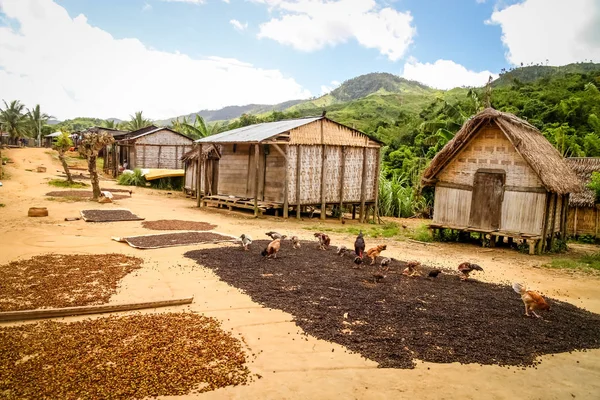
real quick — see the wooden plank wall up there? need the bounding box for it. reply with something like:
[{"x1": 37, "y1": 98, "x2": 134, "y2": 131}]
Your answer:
[
  {"x1": 133, "y1": 129, "x2": 193, "y2": 169},
  {"x1": 501, "y1": 191, "x2": 547, "y2": 234},
  {"x1": 567, "y1": 206, "x2": 599, "y2": 237},
  {"x1": 263, "y1": 147, "x2": 286, "y2": 202},
  {"x1": 218, "y1": 144, "x2": 251, "y2": 198},
  {"x1": 184, "y1": 161, "x2": 196, "y2": 190},
  {"x1": 432, "y1": 186, "x2": 472, "y2": 226}
]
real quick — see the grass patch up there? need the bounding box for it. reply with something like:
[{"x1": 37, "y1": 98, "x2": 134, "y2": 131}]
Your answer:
[
  {"x1": 47, "y1": 179, "x2": 88, "y2": 188},
  {"x1": 45, "y1": 196, "x2": 88, "y2": 203},
  {"x1": 0, "y1": 203, "x2": 5, "y2": 207},
  {"x1": 303, "y1": 222, "x2": 432, "y2": 242},
  {"x1": 545, "y1": 252, "x2": 600, "y2": 272}
]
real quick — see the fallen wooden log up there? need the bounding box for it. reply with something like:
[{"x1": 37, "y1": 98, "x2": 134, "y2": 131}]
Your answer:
[
  {"x1": 0, "y1": 297, "x2": 194, "y2": 322},
  {"x1": 406, "y1": 239, "x2": 436, "y2": 246}
]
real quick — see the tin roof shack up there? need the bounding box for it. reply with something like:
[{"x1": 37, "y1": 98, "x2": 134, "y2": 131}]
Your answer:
[
  {"x1": 421, "y1": 108, "x2": 580, "y2": 254},
  {"x1": 107, "y1": 126, "x2": 193, "y2": 177},
  {"x1": 565, "y1": 158, "x2": 600, "y2": 239},
  {"x1": 189, "y1": 116, "x2": 382, "y2": 220}
]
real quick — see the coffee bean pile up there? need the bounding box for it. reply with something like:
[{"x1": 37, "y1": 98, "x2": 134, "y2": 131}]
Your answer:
[
  {"x1": 81, "y1": 209, "x2": 143, "y2": 222},
  {"x1": 0, "y1": 254, "x2": 143, "y2": 311},
  {"x1": 186, "y1": 240, "x2": 600, "y2": 369},
  {"x1": 125, "y1": 232, "x2": 234, "y2": 249},
  {"x1": 0, "y1": 313, "x2": 253, "y2": 398},
  {"x1": 141, "y1": 220, "x2": 217, "y2": 231}
]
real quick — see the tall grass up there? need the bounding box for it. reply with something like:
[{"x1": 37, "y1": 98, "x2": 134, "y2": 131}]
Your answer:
[
  {"x1": 378, "y1": 173, "x2": 429, "y2": 218},
  {"x1": 117, "y1": 169, "x2": 146, "y2": 187}
]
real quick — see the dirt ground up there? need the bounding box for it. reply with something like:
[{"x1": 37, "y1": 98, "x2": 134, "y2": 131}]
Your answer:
[{"x1": 1, "y1": 147, "x2": 600, "y2": 400}]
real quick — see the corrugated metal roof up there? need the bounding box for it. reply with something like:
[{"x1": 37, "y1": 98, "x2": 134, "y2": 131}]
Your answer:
[{"x1": 195, "y1": 116, "x2": 322, "y2": 144}]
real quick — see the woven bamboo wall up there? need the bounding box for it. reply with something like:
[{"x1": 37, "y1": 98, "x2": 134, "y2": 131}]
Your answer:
[
  {"x1": 324, "y1": 146, "x2": 342, "y2": 202},
  {"x1": 501, "y1": 191, "x2": 546, "y2": 234},
  {"x1": 432, "y1": 186, "x2": 472, "y2": 226},
  {"x1": 218, "y1": 144, "x2": 251, "y2": 198},
  {"x1": 289, "y1": 120, "x2": 377, "y2": 147},
  {"x1": 297, "y1": 146, "x2": 323, "y2": 204},
  {"x1": 342, "y1": 147, "x2": 364, "y2": 203},
  {"x1": 437, "y1": 124, "x2": 544, "y2": 188},
  {"x1": 364, "y1": 148, "x2": 378, "y2": 200},
  {"x1": 134, "y1": 129, "x2": 193, "y2": 169},
  {"x1": 567, "y1": 206, "x2": 599, "y2": 237},
  {"x1": 287, "y1": 146, "x2": 297, "y2": 204}
]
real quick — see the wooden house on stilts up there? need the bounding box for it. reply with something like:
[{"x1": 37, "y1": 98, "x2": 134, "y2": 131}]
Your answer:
[
  {"x1": 421, "y1": 108, "x2": 580, "y2": 254},
  {"x1": 183, "y1": 116, "x2": 382, "y2": 220},
  {"x1": 565, "y1": 157, "x2": 600, "y2": 239}
]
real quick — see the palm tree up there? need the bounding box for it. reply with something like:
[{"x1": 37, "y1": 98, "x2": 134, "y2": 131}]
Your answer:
[
  {"x1": 0, "y1": 100, "x2": 29, "y2": 144},
  {"x1": 420, "y1": 100, "x2": 469, "y2": 146},
  {"x1": 27, "y1": 104, "x2": 53, "y2": 147},
  {"x1": 125, "y1": 111, "x2": 152, "y2": 131},
  {"x1": 101, "y1": 119, "x2": 118, "y2": 129},
  {"x1": 170, "y1": 114, "x2": 218, "y2": 139}
]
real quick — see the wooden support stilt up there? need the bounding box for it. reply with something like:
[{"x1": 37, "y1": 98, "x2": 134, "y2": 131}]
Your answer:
[
  {"x1": 196, "y1": 144, "x2": 203, "y2": 208},
  {"x1": 338, "y1": 147, "x2": 346, "y2": 221},
  {"x1": 254, "y1": 144, "x2": 260, "y2": 217},
  {"x1": 283, "y1": 144, "x2": 289, "y2": 219},
  {"x1": 548, "y1": 193, "x2": 559, "y2": 251},
  {"x1": 320, "y1": 143, "x2": 327, "y2": 220},
  {"x1": 296, "y1": 145, "x2": 302, "y2": 220},
  {"x1": 373, "y1": 148, "x2": 381, "y2": 223},
  {"x1": 539, "y1": 192, "x2": 552, "y2": 253},
  {"x1": 359, "y1": 147, "x2": 368, "y2": 223}
]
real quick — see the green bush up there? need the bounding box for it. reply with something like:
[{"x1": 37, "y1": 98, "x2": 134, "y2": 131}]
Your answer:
[
  {"x1": 117, "y1": 169, "x2": 147, "y2": 187},
  {"x1": 149, "y1": 176, "x2": 183, "y2": 191},
  {"x1": 588, "y1": 172, "x2": 600, "y2": 203}
]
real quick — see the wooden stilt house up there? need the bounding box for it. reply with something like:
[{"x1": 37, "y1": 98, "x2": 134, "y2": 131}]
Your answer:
[
  {"x1": 421, "y1": 108, "x2": 581, "y2": 254},
  {"x1": 565, "y1": 157, "x2": 600, "y2": 238},
  {"x1": 187, "y1": 116, "x2": 382, "y2": 220}
]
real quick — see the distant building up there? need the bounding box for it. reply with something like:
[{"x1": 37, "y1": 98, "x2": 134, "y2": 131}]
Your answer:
[{"x1": 565, "y1": 157, "x2": 600, "y2": 239}]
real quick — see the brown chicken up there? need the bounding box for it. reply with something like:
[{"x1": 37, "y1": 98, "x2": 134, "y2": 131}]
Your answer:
[
  {"x1": 366, "y1": 244, "x2": 387, "y2": 265},
  {"x1": 314, "y1": 233, "x2": 330, "y2": 250},
  {"x1": 261, "y1": 238, "x2": 281, "y2": 259},
  {"x1": 513, "y1": 282, "x2": 550, "y2": 318},
  {"x1": 291, "y1": 236, "x2": 301, "y2": 249},
  {"x1": 457, "y1": 262, "x2": 484, "y2": 281},
  {"x1": 402, "y1": 261, "x2": 421, "y2": 277}
]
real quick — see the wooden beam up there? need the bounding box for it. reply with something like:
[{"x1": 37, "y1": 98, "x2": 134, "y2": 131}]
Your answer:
[
  {"x1": 560, "y1": 193, "x2": 569, "y2": 239},
  {"x1": 338, "y1": 147, "x2": 346, "y2": 221},
  {"x1": 373, "y1": 148, "x2": 381, "y2": 223},
  {"x1": 574, "y1": 206, "x2": 578, "y2": 236},
  {"x1": 539, "y1": 192, "x2": 552, "y2": 253},
  {"x1": 320, "y1": 144, "x2": 327, "y2": 220},
  {"x1": 270, "y1": 143, "x2": 287, "y2": 160},
  {"x1": 359, "y1": 147, "x2": 368, "y2": 223},
  {"x1": 504, "y1": 185, "x2": 547, "y2": 194},
  {"x1": 254, "y1": 144, "x2": 260, "y2": 217},
  {"x1": 296, "y1": 145, "x2": 302, "y2": 219},
  {"x1": 196, "y1": 144, "x2": 203, "y2": 207},
  {"x1": 283, "y1": 144, "x2": 289, "y2": 218},
  {"x1": 548, "y1": 193, "x2": 559, "y2": 251},
  {"x1": 0, "y1": 297, "x2": 194, "y2": 322}
]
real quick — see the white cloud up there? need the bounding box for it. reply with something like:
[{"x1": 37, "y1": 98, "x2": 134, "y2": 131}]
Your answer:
[
  {"x1": 402, "y1": 59, "x2": 498, "y2": 89},
  {"x1": 0, "y1": 0, "x2": 311, "y2": 120},
  {"x1": 229, "y1": 19, "x2": 248, "y2": 31},
  {"x1": 161, "y1": 0, "x2": 205, "y2": 4},
  {"x1": 142, "y1": 2, "x2": 152, "y2": 11},
  {"x1": 222, "y1": 0, "x2": 230, "y2": 3},
  {"x1": 319, "y1": 80, "x2": 341, "y2": 95},
  {"x1": 255, "y1": 0, "x2": 415, "y2": 61},
  {"x1": 488, "y1": 0, "x2": 600, "y2": 65},
  {"x1": 476, "y1": 0, "x2": 486, "y2": 3}
]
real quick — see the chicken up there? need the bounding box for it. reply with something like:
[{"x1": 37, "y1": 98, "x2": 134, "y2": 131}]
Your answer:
[
  {"x1": 372, "y1": 266, "x2": 389, "y2": 283},
  {"x1": 354, "y1": 231, "x2": 365, "y2": 260},
  {"x1": 457, "y1": 262, "x2": 484, "y2": 281},
  {"x1": 402, "y1": 261, "x2": 421, "y2": 277},
  {"x1": 261, "y1": 238, "x2": 281, "y2": 259},
  {"x1": 266, "y1": 231, "x2": 286, "y2": 240},
  {"x1": 239, "y1": 234, "x2": 252, "y2": 251},
  {"x1": 128, "y1": 190, "x2": 133, "y2": 197},
  {"x1": 336, "y1": 245, "x2": 349, "y2": 256},
  {"x1": 353, "y1": 256, "x2": 363, "y2": 266},
  {"x1": 314, "y1": 233, "x2": 330, "y2": 250},
  {"x1": 427, "y1": 269, "x2": 442, "y2": 278},
  {"x1": 366, "y1": 244, "x2": 387, "y2": 265},
  {"x1": 512, "y1": 282, "x2": 550, "y2": 318},
  {"x1": 291, "y1": 236, "x2": 301, "y2": 249},
  {"x1": 380, "y1": 257, "x2": 391, "y2": 268}
]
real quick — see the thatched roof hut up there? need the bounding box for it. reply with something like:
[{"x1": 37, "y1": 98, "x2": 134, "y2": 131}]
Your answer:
[
  {"x1": 421, "y1": 108, "x2": 580, "y2": 254},
  {"x1": 565, "y1": 157, "x2": 600, "y2": 237}
]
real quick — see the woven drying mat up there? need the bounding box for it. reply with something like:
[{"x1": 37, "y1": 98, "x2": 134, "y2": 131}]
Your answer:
[
  {"x1": 81, "y1": 209, "x2": 144, "y2": 222},
  {"x1": 113, "y1": 231, "x2": 236, "y2": 249},
  {"x1": 47, "y1": 191, "x2": 129, "y2": 200}
]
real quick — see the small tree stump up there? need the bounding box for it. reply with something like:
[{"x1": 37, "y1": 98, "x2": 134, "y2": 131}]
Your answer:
[
  {"x1": 28, "y1": 207, "x2": 48, "y2": 217},
  {"x1": 36, "y1": 166, "x2": 46, "y2": 173}
]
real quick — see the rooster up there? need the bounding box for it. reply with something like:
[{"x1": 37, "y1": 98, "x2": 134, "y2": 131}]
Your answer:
[
  {"x1": 239, "y1": 234, "x2": 252, "y2": 251},
  {"x1": 354, "y1": 231, "x2": 365, "y2": 260},
  {"x1": 314, "y1": 233, "x2": 330, "y2": 250},
  {"x1": 366, "y1": 244, "x2": 387, "y2": 265},
  {"x1": 458, "y1": 262, "x2": 484, "y2": 281},
  {"x1": 261, "y1": 238, "x2": 281, "y2": 259},
  {"x1": 512, "y1": 282, "x2": 550, "y2": 318},
  {"x1": 291, "y1": 236, "x2": 301, "y2": 249},
  {"x1": 402, "y1": 261, "x2": 421, "y2": 277},
  {"x1": 266, "y1": 231, "x2": 286, "y2": 240}
]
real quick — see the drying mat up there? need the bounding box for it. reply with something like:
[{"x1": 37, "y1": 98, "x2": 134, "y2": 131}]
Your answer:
[
  {"x1": 48, "y1": 191, "x2": 130, "y2": 200},
  {"x1": 81, "y1": 209, "x2": 144, "y2": 222},
  {"x1": 112, "y1": 231, "x2": 237, "y2": 249}
]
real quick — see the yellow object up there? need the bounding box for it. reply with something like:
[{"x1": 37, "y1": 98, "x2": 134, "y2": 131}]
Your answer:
[{"x1": 144, "y1": 169, "x2": 184, "y2": 181}]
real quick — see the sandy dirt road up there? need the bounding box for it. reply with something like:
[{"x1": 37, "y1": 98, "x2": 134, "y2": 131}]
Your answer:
[{"x1": 1, "y1": 147, "x2": 599, "y2": 399}]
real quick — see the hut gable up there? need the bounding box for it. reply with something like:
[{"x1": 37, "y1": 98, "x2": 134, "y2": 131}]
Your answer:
[
  {"x1": 422, "y1": 108, "x2": 580, "y2": 194},
  {"x1": 133, "y1": 128, "x2": 192, "y2": 146},
  {"x1": 566, "y1": 157, "x2": 600, "y2": 207}
]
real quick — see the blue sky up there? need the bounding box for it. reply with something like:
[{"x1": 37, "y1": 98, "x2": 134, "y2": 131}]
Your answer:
[{"x1": 1, "y1": 0, "x2": 598, "y2": 119}]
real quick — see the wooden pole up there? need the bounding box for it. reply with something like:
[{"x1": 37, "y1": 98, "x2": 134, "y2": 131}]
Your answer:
[
  {"x1": 320, "y1": 144, "x2": 327, "y2": 220},
  {"x1": 560, "y1": 193, "x2": 569, "y2": 239},
  {"x1": 254, "y1": 144, "x2": 260, "y2": 217},
  {"x1": 0, "y1": 297, "x2": 194, "y2": 322},
  {"x1": 373, "y1": 147, "x2": 381, "y2": 223},
  {"x1": 596, "y1": 205, "x2": 599, "y2": 239},
  {"x1": 573, "y1": 207, "x2": 578, "y2": 236},
  {"x1": 548, "y1": 193, "x2": 559, "y2": 251},
  {"x1": 196, "y1": 144, "x2": 203, "y2": 207},
  {"x1": 296, "y1": 145, "x2": 302, "y2": 219},
  {"x1": 283, "y1": 144, "x2": 289, "y2": 218},
  {"x1": 359, "y1": 147, "x2": 368, "y2": 223},
  {"x1": 338, "y1": 147, "x2": 346, "y2": 221},
  {"x1": 539, "y1": 192, "x2": 552, "y2": 253}
]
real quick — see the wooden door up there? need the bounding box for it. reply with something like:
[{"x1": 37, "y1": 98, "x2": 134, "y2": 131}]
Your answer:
[{"x1": 469, "y1": 171, "x2": 505, "y2": 230}]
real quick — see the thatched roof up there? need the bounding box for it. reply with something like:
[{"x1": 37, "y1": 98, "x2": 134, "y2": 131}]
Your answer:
[
  {"x1": 181, "y1": 144, "x2": 221, "y2": 162},
  {"x1": 565, "y1": 158, "x2": 600, "y2": 207},
  {"x1": 421, "y1": 108, "x2": 581, "y2": 194}
]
